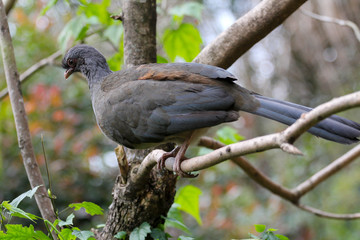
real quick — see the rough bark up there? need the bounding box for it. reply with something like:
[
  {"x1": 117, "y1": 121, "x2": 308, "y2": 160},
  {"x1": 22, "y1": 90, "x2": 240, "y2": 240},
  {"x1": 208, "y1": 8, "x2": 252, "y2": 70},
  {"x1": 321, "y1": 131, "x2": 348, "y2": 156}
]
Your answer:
[
  {"x1": 0, "y1": 0, "x2": 57, "y2": 237},
  {"x1": 99, "y1": 1, "x2": 177, "y2": 239}
]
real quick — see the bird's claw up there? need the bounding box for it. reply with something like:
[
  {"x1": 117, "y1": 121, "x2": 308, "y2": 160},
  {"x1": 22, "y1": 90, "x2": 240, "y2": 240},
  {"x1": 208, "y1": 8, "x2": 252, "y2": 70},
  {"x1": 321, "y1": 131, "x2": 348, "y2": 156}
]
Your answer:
[
  {"x1": 157, "y1": 146, "x2": 198, "y2": 178},
  {"x1": 174, "y1": 163, "x2": 198, "y2": 178},
  {"x1": 157, "y1": 146, "x2": 180, "y2": 170}
]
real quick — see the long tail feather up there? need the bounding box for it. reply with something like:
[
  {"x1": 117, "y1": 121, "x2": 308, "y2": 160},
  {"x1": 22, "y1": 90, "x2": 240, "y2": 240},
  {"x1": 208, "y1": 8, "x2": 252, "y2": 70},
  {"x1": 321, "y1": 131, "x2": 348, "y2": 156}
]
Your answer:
[{"x1": 248, "y1": 94, "x2": 360, "y2": 144}]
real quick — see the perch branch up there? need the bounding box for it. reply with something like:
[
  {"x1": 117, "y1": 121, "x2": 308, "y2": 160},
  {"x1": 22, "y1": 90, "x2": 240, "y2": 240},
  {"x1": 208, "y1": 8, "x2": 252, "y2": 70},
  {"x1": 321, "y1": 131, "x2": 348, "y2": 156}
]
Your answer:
[{"x1": 133, "y1": 90, "x2": 360, "y2": 219}]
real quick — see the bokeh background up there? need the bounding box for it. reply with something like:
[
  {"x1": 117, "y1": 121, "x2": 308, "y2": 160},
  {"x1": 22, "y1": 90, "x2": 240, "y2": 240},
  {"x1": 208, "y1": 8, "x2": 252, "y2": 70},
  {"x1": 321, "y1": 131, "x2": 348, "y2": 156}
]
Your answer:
[{"x1": 1, "y1": 0, "x2": 360, "y2": 239}]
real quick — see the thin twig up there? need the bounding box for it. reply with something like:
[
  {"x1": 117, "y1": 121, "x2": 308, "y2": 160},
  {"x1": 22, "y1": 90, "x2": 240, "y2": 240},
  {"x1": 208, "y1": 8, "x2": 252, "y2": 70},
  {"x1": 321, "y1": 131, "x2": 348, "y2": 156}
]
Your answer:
[
  {"x1": 0, "y1": 50, "x2": 62, "y2": 101},
  {"x1": 296, "y1": 204, "x2": 360, "y2": 220},
  {"x1": 41, "y1": 135, "x2": 57, "y2": 217},
  {"x1": 199, "y1": 137, "x2": 298, "y2": 203},
  {"x1": 293, "y1": 143, "x2": 360, "y2": 197},
  {"x1": 0, "y1": 1, "x2": 57, "y2": 238},
  {"x1": 301, "y1": 8, "x2": 360, "y2": 42}
]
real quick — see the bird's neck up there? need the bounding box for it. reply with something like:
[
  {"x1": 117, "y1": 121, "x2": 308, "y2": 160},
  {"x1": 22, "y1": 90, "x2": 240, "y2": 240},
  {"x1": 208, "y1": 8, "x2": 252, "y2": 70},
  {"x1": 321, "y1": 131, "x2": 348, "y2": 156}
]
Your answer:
[{"x1": 84, "y1": 64, "x2": 113, "y2": 89}]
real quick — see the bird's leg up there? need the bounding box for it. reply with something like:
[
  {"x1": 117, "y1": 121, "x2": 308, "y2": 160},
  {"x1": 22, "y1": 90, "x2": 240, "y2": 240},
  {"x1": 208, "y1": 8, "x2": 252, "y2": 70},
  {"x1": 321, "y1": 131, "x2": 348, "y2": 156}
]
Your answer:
[
  {"x1": 173, "y1": 135, "x2": 198, "y2": 178},
  {"x1": 157, "y1": 146, "x2": 180, "y2": 170}
]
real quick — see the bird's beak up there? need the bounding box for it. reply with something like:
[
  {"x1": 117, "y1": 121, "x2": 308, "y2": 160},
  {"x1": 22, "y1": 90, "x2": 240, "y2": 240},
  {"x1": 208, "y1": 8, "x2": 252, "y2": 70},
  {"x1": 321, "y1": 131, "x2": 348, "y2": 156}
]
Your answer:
[{"x1": 64, "y1": 68, "x2": 74, "y2": 79}]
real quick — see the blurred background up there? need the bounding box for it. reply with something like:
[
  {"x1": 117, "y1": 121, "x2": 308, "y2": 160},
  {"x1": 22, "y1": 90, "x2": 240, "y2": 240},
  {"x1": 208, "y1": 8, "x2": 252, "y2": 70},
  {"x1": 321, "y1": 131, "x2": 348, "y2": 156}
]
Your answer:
[{"x1": 1, "y1": 0, "x2": 360, "y2": 239}]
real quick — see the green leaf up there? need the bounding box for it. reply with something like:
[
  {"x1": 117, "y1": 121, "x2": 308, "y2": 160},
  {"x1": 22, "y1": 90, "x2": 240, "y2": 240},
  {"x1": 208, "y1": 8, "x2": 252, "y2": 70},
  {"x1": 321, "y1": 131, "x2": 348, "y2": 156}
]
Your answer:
[
  {"x1": 164, "y1": 204, "x2": 190, "y2": 234},
  {"x1": 178, "y1": 236, "x2": 195, "y2": 240},
  {"x1": 69, "y1": 201, "x2": 103, "y2": 216},
  {"x1": 33, "y1": 230, "x2": 52, "y2": 240},
  {"x1": 174, "y1": 185, "x2": 202, "y2": 225},
  {"x1": 58, "y1": 213, "x2": 75, "y2": 227},
  {"x1": 157, "y1": 55, "x2": 169, "y2": 63},
  {"x1": 129, "y1": 222, "x2": 151, "y2": 240},
  {"x1": 104, "y1": 24, "x2": 123, "y2": 48},
  {"x1": 248, "y1": 233, "x2": 260, "y2": 239},
  {"x1": 275, "y1": 234, "x2": 290, "y2": 240},
  {"x1": 78, "y1": 0, "x2": 111, "y2": 25},
  {"x1": 58, "y1": 15, "x2": 98, "y2": 52},
  {"x1": 10, "y1": 186, "x2": 40, "y2": 208},
  {"x1": 215, "y1": 126, "x2": 245, "y2": 145},
  {"x1": 164, "y1": 216, "x2": 190, "y2": 235},
  {"x1": 108, "y1": 51, "x2": 124, "y2": 72},
  {"x1": 114, "y1": 231, "x2": 127, "y2": 239},
  {"x1": 1, "y1": 224, "x2": 51, "y2": 239},
  {"x1": 169, "y1": 2, "x2": 203, "y2": 21},
  {"x1": 59, "y1": 228, "x2": 77, "y2": 240},
  {"x1": 254, "y1": 224, "x2": 266, "y2": 233},
  {"x1": 267, "y1": 228, "x2": 278, "y2": 232},
  {"x1": 150, "y1": 228, "x2": 167, "y2": 240},
  {"x1": 162, "y1": 23, "x2": 202, "y2": 62},
  {"x1": 72, "y1": 230, "x2": 95, "y2": 240},
  {"x1": 261, "y1": 231, "x2": 279, "y2": 240},
  {"x1": 2, "y1": 202, "x2": 39, "y2": 222}
]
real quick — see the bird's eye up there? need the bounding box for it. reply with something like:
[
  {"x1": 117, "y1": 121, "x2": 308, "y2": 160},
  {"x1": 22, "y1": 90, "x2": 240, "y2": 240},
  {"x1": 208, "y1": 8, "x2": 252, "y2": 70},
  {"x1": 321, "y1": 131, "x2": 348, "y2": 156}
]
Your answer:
[{"x1": 67, "y1": 58, "x2": 76, "y2": 67}]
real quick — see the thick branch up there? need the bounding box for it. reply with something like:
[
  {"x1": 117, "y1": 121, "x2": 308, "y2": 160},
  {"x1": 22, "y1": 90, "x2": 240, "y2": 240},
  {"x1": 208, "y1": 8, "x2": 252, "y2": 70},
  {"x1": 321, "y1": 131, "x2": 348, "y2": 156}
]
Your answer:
[
  {"x1": 122, "y1": 0, "x2": 156, "y2": 66},
  {"x1": 0, "y1": 50, "x2": 62, "y2": 101},
  {"x1": 0, "y1": 0, "x2": 57, "y2": 234},
  {"x1": 194, "y1": 0, "x2": 307, "y2": 68}
]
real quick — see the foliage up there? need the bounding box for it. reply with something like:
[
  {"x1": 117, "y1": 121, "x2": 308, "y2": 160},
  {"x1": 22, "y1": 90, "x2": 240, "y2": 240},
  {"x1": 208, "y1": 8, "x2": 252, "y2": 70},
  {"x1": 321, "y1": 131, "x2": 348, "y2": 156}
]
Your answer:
[
  {"x1": 0, "y1": 188, "x2": 103, "y2": 240},
  {"x1": 0, "y1": 185, "x2": 203, "y2": 240},
  {"x1": 2, "y1": 0, "x2": 360, "y2": 240},
  {"x1": 162, "y1": 2, "x2": 203, "y2": 62},
  {"x1": 244, "y1": 224, "x2": 289, "y2": 240}
]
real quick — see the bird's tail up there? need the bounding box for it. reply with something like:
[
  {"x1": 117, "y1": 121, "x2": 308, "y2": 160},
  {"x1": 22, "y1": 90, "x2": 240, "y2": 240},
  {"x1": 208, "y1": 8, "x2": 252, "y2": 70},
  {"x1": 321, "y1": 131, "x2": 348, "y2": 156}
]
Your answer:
[{"x1": 247, "y1": 94, "x2": 360, "y2": 144}]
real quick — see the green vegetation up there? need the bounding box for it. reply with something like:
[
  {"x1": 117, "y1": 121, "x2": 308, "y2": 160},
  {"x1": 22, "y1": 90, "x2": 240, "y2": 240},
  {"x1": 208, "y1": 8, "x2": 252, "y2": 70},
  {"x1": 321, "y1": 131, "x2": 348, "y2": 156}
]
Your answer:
[{"x1": 1, "y1": 0, "x2": 360, "y2": 239}]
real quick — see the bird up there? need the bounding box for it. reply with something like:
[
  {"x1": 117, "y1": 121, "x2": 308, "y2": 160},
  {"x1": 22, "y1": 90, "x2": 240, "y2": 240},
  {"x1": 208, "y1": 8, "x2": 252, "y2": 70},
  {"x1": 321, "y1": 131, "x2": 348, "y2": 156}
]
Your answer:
[{"x1": 62, "y1": 44, "x2": 360, "y2": 177}]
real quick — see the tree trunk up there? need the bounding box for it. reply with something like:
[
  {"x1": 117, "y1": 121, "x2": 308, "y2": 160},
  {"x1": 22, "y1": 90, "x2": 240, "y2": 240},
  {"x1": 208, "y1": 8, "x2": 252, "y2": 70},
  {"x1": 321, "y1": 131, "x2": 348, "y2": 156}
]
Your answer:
[{"x1": 99, "y1": 1, "x2": 177, "y2": 239}]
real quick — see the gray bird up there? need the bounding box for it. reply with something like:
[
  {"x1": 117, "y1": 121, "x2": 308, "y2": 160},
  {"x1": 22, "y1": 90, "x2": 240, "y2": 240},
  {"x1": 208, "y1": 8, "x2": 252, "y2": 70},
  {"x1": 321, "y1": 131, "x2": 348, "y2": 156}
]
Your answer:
[{"x1": 62, "y1": 45, "x2": 360, "y2": 177}]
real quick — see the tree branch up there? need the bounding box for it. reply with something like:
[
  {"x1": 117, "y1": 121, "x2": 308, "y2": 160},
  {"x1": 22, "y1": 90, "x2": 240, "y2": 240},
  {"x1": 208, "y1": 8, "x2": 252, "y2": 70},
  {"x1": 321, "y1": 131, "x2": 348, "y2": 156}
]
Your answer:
[
  {"x1": 4, "y1": 0, "x2": 16, "y2": 15},
  {"x1": 296, "y1": 204, "x2": 360, "y2": 220},
  {"x1": 293, "y1": 143, "x2": 360, "y2": 197},
  {"x1": 193, "y1": 0, "x2": 307, "y2": 69},
  {"x1": 301, "y1": 8, "x2": 360, "y2": 43},
  {"x1": 0, "y1": 0, "x2": 57, "y2": 237},
  {"x1": 0, "y1": 50, "x2": 62, "y2": 101},
  {"x1": 198, "y1": 137, "x2": 298, "y2": 203}
]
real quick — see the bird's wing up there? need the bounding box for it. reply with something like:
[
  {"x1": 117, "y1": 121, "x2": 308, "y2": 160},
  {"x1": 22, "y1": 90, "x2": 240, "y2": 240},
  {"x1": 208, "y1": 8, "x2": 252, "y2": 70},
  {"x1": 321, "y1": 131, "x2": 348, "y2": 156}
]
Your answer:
[{"x1": 102, "y1": 76, "x2": 238, "y2": 146}]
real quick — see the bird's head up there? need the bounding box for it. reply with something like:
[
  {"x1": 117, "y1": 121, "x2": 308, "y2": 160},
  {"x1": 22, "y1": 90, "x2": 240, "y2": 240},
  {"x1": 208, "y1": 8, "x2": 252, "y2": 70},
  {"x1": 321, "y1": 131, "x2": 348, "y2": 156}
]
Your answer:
[{"x1": 62, "y1": 45, "x2": 111, "y2": 81}]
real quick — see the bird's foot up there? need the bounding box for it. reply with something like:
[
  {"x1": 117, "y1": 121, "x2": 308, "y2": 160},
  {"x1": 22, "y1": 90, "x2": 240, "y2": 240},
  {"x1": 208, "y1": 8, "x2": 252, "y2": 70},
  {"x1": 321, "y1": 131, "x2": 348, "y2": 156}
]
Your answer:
[
  {"x1": 157, "y1": 146, "x2": 180, "y2": 170},
  {"x1": 174, "y1": 156, "x2": 198, "y2": 178}
]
